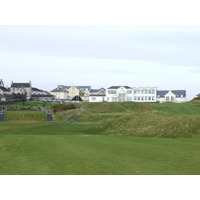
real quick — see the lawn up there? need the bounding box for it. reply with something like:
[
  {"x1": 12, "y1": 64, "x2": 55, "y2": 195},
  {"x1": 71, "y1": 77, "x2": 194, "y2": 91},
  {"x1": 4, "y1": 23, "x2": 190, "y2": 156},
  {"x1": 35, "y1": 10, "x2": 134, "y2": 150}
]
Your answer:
[{"x1": 0, "y1": 101, "x2": 200, "y2": 175}]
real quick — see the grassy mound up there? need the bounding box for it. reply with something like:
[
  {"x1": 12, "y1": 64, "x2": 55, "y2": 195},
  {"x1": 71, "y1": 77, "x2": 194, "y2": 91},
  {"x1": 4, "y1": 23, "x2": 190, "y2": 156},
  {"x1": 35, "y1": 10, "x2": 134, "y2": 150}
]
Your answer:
[{"x1": 96, "y1": 113, "x2": 200, "y2": 138}]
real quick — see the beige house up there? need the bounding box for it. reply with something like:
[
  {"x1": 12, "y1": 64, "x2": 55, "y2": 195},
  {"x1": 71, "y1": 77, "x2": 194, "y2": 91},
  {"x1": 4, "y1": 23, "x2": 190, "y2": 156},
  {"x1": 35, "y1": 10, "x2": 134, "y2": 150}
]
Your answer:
[{"x1": 51, "y1": 85, "x2": 91, "y2": 101}]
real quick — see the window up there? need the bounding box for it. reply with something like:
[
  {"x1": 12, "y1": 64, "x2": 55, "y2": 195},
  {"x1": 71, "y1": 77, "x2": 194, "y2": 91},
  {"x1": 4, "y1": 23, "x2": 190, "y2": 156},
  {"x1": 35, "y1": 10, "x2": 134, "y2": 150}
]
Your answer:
[
  {"x1": 127, "y1": 97, "x2": 132, "y2": 101},
  {"x1": 92, "y1": 97, "x2": 96, "y2": 101},
  {"x1": 134, "y1": 90, "x2": 137, "y2": 94},
  {"x1": 152, "y1": 90, "x2": 155, "y2": 94},
  {"x1": 138, "y1": 97, "x2": 140, "y2": 100},
  {"x1": 166, "y1": 96, "x2": 169, "y2": 101},
  {"x1": 171, "y1": 97, "x2": 174, "y2": 101},
  {"x1": 108, "y1": 90, "x2": 117, "y2": 94},
  {"x1": 134, "y1": 97, "x2": 137, "y2": 100},
  {"x1": 127, "y1": 90, "x2": 132, "y2": 94},
  {"x1": 112, "y1": 97, "x2": 118, "y2": 102}
]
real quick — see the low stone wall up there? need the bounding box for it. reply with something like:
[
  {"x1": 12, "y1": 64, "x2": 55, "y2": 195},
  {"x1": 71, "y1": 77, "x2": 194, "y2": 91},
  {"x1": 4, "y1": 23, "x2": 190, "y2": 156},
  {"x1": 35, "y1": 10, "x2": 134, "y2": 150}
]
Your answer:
[{"x1": 0, "y1": 100, "x2": 24, "y2": 105}]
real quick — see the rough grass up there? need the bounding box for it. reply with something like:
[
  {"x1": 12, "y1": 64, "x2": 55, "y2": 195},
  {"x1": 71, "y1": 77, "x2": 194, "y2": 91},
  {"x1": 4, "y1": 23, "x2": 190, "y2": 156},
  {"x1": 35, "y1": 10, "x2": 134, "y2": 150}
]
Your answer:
[
  {"x1": 52, "y1": 101, "x2": 200, "y2": 138},
  {"x1": 5, "y1": 111, "x2": 47, "y2": 121},
  {"x1": 96, "y1": 113, "x2": 200, "y2": 138}
]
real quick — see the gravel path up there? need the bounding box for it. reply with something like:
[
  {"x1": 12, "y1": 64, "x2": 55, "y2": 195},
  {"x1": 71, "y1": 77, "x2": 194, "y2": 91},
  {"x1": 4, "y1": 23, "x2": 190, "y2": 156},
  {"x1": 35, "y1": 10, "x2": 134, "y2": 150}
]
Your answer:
[
  {"x1": 63, "y1": 114, "x2": 77, "y2": 123},
  {"x1": 0, "y1": 107, "x2": 6, "y2": 122}
]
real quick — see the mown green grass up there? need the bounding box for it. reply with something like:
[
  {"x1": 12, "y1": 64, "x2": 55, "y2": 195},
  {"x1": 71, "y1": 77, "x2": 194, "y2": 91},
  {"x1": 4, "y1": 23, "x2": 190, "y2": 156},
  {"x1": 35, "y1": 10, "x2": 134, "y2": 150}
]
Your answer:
[
  {"x1": 0, "y1": 101, "x2": 200, "y2": 174},
  {"x1": 0, "y1": 128, "x2": 200, "y2": 174}
]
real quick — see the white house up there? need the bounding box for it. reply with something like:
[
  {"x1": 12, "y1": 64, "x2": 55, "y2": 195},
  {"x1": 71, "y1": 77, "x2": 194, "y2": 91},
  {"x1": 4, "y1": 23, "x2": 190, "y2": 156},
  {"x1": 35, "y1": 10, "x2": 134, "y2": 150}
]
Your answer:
[
  {"x1": 106, "y1": 86, "x2": 157, "y2": 102},
  {"x1": 89, "y1": 88, "x2": 106, "y2": 102},
  {"x1": 106, "y1": 86, "x2": 133, "y2": 102},
  {"x1": 132, "y1": 87, "x2": 157, "y2": 102},
  {"x1": 10, "y1": 81, "x2": 32, "y2": 100},
  {"x1": 157, "y1": 90, "x2": 186, "y2": 103},
  {"x1": 0, "y1": 85, "x2": 9, "y2": 101}
]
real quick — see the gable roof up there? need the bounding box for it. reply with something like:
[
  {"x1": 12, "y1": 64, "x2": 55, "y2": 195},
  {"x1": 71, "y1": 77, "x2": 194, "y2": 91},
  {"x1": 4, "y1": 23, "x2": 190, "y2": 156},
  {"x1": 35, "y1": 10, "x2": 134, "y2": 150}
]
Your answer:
[
  {"x1": 51, "y1": 87, "x2": 69, "y2": 93},
  {"x1": 0, "y1": 79, "x2": 4, "y2": 87},
  {"x1": 90, "y1": 88, "x2": 105, "y2": 94},
  {"x1": 157, "y1": 90, "x2": 186, "y2": 97},
  {"x1": 0, "y1": 86, "x2": 9, "y2": 92},
  {"x1": 76, "y1": 86, "x2": 91, "y2": 90},
  {"x1": 108, "y1": 86, "x2": 132, "y2": 89},
  {"x1": 11, "y1": 83, "x2": 31, "y2": 88},
  {"x1": 51, "y1": 86, "x2": 91, "y2": 92}
]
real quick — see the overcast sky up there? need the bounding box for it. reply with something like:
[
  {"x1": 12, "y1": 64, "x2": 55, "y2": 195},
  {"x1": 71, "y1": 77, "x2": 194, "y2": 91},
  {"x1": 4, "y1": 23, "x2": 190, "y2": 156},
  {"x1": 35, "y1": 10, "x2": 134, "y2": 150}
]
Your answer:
[{"x1": 0, "y1": 25, "x2": 200, "y2": 100}]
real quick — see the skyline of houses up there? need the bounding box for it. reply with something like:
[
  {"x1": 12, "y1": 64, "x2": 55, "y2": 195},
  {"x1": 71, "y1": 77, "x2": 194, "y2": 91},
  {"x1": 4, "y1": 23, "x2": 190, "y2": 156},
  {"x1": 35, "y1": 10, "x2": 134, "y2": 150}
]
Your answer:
[{"x1": 0, "y1": 78, "x2": 193, "y2": 103}]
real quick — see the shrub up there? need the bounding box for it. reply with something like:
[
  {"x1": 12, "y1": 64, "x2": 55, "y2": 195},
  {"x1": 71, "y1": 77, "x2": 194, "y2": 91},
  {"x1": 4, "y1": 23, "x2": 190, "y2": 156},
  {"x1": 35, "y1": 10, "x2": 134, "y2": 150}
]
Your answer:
[{"x1": 51, "y1": 103, "x2": 78, "y2": 113}]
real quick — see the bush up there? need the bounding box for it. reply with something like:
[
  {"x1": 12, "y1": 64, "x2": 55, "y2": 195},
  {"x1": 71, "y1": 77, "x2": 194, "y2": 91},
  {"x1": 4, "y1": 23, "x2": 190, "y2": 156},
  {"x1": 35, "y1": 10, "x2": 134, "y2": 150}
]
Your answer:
[{"x1": 51, "y1": 103, "x2": 78, "y2": 113}]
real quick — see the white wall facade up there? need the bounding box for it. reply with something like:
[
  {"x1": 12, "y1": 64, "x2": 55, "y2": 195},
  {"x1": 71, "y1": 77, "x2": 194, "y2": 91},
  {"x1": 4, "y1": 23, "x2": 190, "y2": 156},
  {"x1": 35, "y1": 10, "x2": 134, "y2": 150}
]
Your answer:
[
  {"x1": 106, "y1": 87, "x2": 133, "y2": 102},
  {"x1": 106, "y1": 86, "x2": 157, "y2": 102},
  {"x1": 157, "y1": 91, "x2": 186, "y2": 103},
  {"x1": 132, "y1": 87, "x2": 157, "y2": 102},
  {"x1": 10, "y1": 87, "x2": 32, "y2": 100},
  {"x1": 89, "y1": 95, "x2": 106, "y2": 102}
]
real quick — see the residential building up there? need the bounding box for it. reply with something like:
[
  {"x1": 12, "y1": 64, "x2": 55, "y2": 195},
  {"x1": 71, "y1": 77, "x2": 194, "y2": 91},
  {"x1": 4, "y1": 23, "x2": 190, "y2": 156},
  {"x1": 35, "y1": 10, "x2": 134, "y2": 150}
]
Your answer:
[
  {"x1": 132, "y1": 87, "x2": 157, "y2": 102},
  {"x1": 0, "y1": 85, "x2": 10, "y2": 101},
  {"x1": 10, "y1": 81, "x2": 32, "y2": 100},
  {"x1": 157, "y1": 90, "x2": 186, "y2": 103},
  {"x1": 106, "y1": 86, "x2": 157, "y2": 102},
  {"x1": 31, "y1": 87, "x2": 53, "y2": 101},
  {"x1": 89, "y1": 88, "x2": 106, "y2": 102},
  {"x1": 51, "y1": 85, "x2": 91, "y2": 101},
  {"x1": 0, "y1": 79, "x2": 4, "y2": 87},
  {"x1": 51, "y1": 85, "x2": 70, "y2": 100},
  {"x1": 106, "y1": 86, "x2": 133, "y2": 102}
]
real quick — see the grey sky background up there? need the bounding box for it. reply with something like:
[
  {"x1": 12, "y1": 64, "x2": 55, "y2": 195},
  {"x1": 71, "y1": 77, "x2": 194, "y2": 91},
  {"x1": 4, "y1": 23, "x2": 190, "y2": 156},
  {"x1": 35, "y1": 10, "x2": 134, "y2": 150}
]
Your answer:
[{"x1": 0, "y1": 25, "x2": 200, "y2": 100}]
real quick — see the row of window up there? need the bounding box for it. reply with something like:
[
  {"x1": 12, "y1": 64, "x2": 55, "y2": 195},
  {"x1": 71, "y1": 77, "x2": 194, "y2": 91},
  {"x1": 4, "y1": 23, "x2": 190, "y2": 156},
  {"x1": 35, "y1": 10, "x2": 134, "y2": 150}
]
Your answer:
[
  {"x1": 134, "y1": 96, "x2": 155, "y2": 101},
  {"x1": 110, "y1": 96, "x2": 156, "y2": 101},
  {"x1": 108, "y1": 89, "x2": 156, "y2": 94}
]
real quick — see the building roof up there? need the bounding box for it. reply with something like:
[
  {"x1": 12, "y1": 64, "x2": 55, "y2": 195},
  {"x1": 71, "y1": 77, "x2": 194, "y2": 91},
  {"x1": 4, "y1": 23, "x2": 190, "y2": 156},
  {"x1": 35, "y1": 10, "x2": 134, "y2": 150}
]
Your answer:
[
  {"x1": 32, "y1": 87, "x2": 42, "y2": 92},
  {"x1": 51, "y1": 86, "x2": 91, "y2": 92},
  {"x1": 76, "y1": 86, "x2": 91, "y2": 90},
  {"x1": 51, "y1": 87, "x2": 69, "y2": 93},
  {"x1": 157, "y1": 90, "x2": 186, "y2": 97},
  {"x1": 0, "y1": 86, "x2": 9, "y2": 92},
  {"x1": 0, "y1": 79, "x2": 4, "y2": 87},
  {"x1": 89, "y1": 94, "x2": 106, "y2": 97},
  {"x1": 90, "y1": 88, "x2": 105, "y2": 94},
  {"x1": 108, "y1": 86, "x2": 132, "y2": 89},
  {"x1": 11, "y1": 83, "x2": 31, "y2": 88},
  {"x1": 31, "y1": 94, "x2": 53, "y2": 97},
  {"x1": 196, "y1": 93, "x2": 200, "y2": 97}
]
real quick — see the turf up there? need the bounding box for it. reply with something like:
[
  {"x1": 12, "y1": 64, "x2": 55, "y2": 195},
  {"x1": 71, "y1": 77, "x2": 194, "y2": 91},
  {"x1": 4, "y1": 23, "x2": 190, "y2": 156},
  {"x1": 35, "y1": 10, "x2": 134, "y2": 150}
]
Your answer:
[{"x1": 0, "y1": 101, "x2": 200, "y2": 175}]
